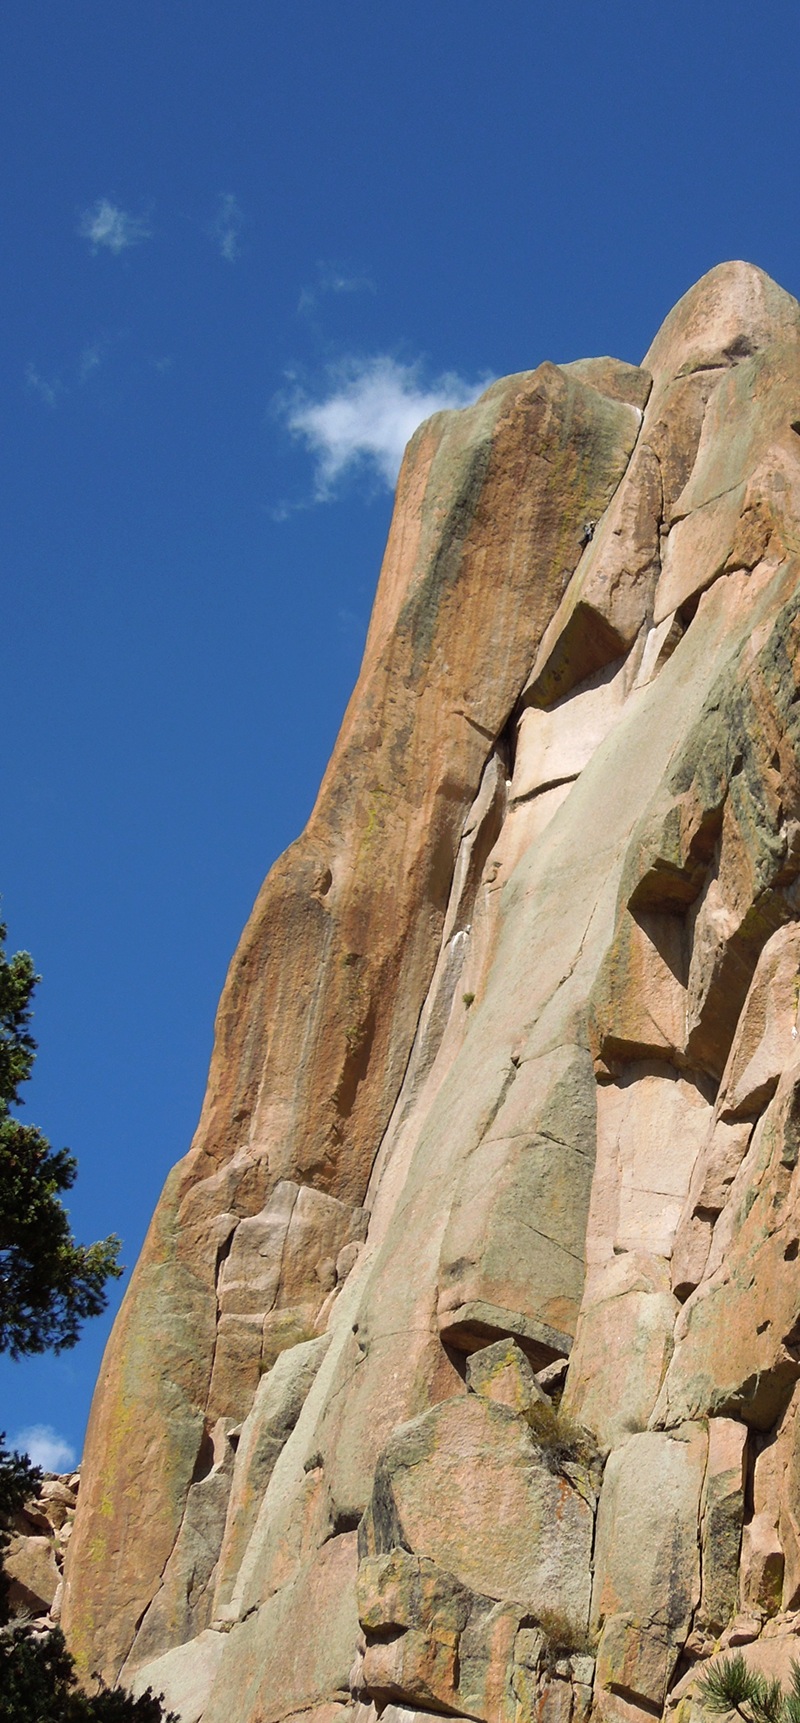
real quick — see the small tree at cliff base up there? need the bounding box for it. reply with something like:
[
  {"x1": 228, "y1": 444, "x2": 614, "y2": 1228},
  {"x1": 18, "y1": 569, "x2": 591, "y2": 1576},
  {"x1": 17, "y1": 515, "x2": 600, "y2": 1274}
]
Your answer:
[
  {"x1": 0, "y1": 919, "x2": 121, "y2": 1356},
  {"x1": 0, "y1": 1623, "x2": 177, "y2": 1723},
  {"x1": 0, "y1": 918, "x2": 174, "y2": 1720}
]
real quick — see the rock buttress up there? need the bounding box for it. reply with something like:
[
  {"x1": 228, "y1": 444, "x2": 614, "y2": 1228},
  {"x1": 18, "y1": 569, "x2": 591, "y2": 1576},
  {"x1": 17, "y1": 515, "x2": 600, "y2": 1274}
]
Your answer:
[{"x1": 65, "y1": 262, "x2": 800, "y2": 1723}]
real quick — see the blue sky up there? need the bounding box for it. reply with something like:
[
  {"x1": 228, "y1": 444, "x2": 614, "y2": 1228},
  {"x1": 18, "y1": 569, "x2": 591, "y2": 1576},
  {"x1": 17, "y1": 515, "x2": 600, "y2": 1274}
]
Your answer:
[{"x1": 2, "y1": 0, "x2": 800, "y2": 1468}]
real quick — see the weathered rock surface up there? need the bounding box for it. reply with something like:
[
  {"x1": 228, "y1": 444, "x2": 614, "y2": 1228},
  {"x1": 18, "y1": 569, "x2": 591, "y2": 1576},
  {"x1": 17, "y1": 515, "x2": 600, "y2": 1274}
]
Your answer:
[{"x1": 63, "y1": 262, "x2": 800, "y2": 1723}]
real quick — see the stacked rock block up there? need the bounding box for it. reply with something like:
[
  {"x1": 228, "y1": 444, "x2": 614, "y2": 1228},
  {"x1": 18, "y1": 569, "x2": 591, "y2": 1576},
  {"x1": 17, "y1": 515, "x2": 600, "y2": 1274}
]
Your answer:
[
  {"x1": 62, "y1": 264, "x2": 800, "y2": 1723},
  {"x1": 3, "y1": 1468, "x2": 80, "y2": 1626}
]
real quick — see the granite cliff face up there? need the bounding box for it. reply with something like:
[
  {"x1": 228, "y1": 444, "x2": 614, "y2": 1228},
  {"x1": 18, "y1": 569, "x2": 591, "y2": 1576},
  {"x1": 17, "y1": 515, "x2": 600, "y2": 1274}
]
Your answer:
[{"x1": 64, "y1": 263, "x2": 800, "y2": 1723}]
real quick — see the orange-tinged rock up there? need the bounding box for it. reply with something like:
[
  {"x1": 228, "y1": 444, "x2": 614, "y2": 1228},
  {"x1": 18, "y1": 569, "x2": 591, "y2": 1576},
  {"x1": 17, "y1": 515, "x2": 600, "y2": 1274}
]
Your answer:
[
  {"x1": 595, "y1": 1615, "x2": 677, "y2": 1710},
  {"x1": 740, "y1": 1512, "x2": 785, "y2": 1616},
  {"x1": 718, "y1": 923, "x2": 800, "y2": 1118}
]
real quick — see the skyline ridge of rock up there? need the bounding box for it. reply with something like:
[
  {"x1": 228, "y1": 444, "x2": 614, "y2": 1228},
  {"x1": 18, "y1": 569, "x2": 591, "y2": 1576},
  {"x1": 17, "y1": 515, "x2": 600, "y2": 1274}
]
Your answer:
[{"x1": 63, "y1": 261, "x2": 800, "y2": 1723}]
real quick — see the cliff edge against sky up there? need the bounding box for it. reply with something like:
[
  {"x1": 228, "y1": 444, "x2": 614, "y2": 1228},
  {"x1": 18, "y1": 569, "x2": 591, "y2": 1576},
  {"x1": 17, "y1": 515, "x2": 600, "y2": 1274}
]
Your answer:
[{"x1": 63, "y1": 262, "x2": 800, "y2": 1723}]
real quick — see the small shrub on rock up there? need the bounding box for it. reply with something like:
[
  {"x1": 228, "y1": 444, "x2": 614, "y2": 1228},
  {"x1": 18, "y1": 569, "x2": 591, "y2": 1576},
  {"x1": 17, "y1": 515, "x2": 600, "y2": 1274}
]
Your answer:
[
  {"x1": 536, "y1": 1606, "x2": 596, "y2": 1669},
  {"x1": 523, "y1": 1398, "x2": 598, "y2": 1474}
]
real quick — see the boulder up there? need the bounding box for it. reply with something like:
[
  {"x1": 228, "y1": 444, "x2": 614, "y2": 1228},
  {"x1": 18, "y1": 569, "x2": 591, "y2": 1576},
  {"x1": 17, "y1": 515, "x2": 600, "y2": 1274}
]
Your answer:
[
  {"x1": 466, "y1": 1338, "x2": 547, "y2": 1414},
  {"x1": 3, "y1": 1533, "x2": 60, "y2": 1613},
  {"x1": 359, "y1": 1394, "x2": 593, "y2": 1634}
]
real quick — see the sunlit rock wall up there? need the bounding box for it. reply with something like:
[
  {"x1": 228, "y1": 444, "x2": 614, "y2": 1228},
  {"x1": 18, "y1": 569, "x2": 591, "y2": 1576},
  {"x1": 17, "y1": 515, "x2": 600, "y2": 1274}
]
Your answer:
[{"x1": 64, "y1": 263, "x2": 800, "y2": 1723}]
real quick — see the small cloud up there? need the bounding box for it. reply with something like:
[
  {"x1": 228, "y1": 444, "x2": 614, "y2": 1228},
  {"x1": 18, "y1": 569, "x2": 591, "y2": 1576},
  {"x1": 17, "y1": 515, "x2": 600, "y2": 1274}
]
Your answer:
[
  {"x1": 26, "y1": 364, "x2": 62, "y2": 407},
  {"x1": 79, "y1": 339, "x2": 104, "y2": 382},
  {"x1": 283, "y1": 354, "x2": 490, "y2": 499},
  {"x1": 267, "y1": 497, "x2": 310, "y2": 523},
  {"x1": 210, "y1": 193, "x2": 244, "y2": 262},
  {"x1": 326, "y1": 269, "x2": 374, "y2": 295},
  {"x1": 149, "y1": 355, "x2": 174, "y2": 373},
  {"x1": 298, "y1": 262, "x2": 375, "y2": 315},
  {"x1": 78, "y1": 198, "x2": 151, "y2": 255},
  {"x1": 12, "y1": 1424, "x2": 76, "y2": 1473}
]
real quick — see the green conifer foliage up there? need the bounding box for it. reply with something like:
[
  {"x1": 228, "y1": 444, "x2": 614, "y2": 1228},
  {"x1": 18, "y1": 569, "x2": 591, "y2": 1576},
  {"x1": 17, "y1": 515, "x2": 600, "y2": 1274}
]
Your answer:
[
  {"x1": 698, "y1": 1652, "x2": 800, "y2": 1723},
  {"x1": 0, "y1": 919, "x2": 173, "y2": 1718},
  {"x1": 0, "y1": 918, "x2": 121, "y2": 1356}
]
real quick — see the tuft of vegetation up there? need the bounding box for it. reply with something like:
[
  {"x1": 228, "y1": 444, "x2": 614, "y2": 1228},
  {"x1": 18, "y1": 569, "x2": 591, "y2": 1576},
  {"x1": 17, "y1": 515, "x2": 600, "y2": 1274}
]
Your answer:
[
  {"x1": 697, "y1": 1653, "x2": 800, "y2": 1723},
  {"x1": 524, "y1": 1397, "x2": 599, "y2": 1474},
  {"x1": 0, "y1": 918, "x2": 122, "y2": 1357},
  {"x1": 536, "y1": 1606, "x2": 596, "y2": 1669},
  {"x1": 462, "y1": 992, "x2": 475, "y2": 1008}
]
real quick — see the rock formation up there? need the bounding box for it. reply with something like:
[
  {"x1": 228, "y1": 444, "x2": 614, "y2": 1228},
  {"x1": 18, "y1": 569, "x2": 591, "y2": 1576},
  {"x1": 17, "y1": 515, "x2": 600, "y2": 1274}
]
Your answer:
[
  {"x1": 63, "y1": 262, "x2": 800, "y2": 1723},
  {"x1": 2, "y1": 1465, "x2": 80, "y2": 1626}
]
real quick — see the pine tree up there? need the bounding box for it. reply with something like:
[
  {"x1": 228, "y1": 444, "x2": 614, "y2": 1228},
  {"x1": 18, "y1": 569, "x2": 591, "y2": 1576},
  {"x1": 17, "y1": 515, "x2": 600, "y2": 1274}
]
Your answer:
[
  {"x1": 698, "y1": 1652, "x2": 800, "y2": 1723},
  {"x1": 0, "y1": 919, "x2": 121, "y2": 1356},
  {"x1": 0, "y1": 922, "x2": 174, "y2": 1718}
]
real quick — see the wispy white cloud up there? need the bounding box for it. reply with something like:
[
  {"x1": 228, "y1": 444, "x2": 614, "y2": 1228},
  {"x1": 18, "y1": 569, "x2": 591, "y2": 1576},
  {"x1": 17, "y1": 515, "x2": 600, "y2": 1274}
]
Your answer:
[
  {"x1": 25, "y1": 363, "x2": 62, "y2": 407},
  {"x1": 298, "y1": 262, "x2": 375, "y2": 315},
  {"x1": 210, "y1": 193, "x2": 244, "y2": 262},
  {"x1": 284, "y1": 355, "x2": 490, "y2": 498},
  {"x1": 323, "y1": 268, "x2": 374, "y2": 295},
  {"x1": 79, "y1": 339, "x2": 105, "y2": 382},
  {"x1": 12, "y1": 1424, "x2": 76, "y2": 1473},
  {"x1": 267, "y1": 496, "x2": 309, "y2": 523},
  {"x1": 78, "y1": 198, "x2": 151, "y2": 255}
]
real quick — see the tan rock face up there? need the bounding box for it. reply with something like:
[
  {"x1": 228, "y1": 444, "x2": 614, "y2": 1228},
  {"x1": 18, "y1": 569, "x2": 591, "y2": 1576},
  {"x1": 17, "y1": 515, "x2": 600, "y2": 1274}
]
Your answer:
[
  {"x1": 698, "y1": 1419, "x2": 748, "y2": 1634},
  {"x1": 63, "y1": 263, "x2": 800, "y2": 1723}
]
